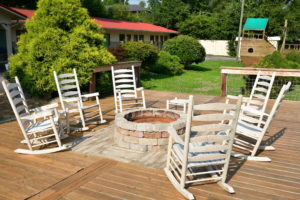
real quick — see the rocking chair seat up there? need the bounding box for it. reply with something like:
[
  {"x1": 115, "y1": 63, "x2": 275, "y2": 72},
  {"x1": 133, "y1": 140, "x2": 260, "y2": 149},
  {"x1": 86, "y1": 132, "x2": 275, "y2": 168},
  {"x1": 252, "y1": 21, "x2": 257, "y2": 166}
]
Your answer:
[
  {"x1": 121, "y1": 94, "x2": 137, "y2": 98},
  {"x1": 236, "y1": 121, "x2": 261, "y2": 139},
  {"x1": 26, "y1": 118, "x2": 58, "y2": 134},
  {"x1": 173, "y1": 143, "x2": 226, "y2": 168}
]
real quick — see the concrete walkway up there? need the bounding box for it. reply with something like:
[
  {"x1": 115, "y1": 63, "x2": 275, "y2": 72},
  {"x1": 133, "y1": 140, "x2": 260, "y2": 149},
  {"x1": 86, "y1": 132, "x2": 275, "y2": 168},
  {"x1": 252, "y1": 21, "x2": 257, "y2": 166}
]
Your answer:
[{"x1": 205, "y1": 55, "x2": 236, "y2": 61}]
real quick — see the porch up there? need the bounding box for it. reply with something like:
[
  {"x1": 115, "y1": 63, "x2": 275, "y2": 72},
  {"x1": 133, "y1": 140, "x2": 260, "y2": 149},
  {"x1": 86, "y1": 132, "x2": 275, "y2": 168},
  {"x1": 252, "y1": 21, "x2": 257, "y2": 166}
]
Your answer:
[{"x1": 0, "y1": 90, "x2": 299, "y2": 199}]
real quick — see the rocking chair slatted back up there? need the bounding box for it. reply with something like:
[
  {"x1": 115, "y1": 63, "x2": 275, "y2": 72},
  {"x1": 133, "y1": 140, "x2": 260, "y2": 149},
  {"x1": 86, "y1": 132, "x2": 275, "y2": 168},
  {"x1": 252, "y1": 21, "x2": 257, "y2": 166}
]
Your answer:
[
  {"x1": 2, "y1": 77, "x2": 30, "y2": 132},
  {"x1": 246, "y1": 71, "x2": 276, "y2": 122},
  {"x1": 112, "y1": 66, "x2": 137, "y2": 98},
  {"x1": 53, "y1": 69, "x2": 81, "y2": 111},
  {"x1": 111, "y1": 65, "x2": 146, "y2": 113}
]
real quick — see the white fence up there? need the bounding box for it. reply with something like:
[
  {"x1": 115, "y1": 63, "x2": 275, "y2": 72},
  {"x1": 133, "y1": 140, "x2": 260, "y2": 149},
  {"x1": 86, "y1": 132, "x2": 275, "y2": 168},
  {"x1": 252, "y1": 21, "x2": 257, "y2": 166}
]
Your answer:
[{"x1": 199, "y1": 40, "x2": 229, "y2": 56}]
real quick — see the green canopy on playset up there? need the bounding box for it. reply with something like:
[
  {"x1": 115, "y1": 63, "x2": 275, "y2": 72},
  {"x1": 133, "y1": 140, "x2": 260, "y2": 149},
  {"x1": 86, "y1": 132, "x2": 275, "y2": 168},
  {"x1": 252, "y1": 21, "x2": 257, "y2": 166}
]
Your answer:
[{"x1": 243, "y1": 18, "x2": 269, "y2": 30}]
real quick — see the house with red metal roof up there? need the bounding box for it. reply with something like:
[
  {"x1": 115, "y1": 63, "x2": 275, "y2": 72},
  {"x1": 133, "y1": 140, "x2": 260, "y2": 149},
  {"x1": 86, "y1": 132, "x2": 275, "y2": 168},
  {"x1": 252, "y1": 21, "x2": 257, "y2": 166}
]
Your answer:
[
  {"x1": 0, "y1": 4, "x2": 178, "y2": 61},
  {"x1": 0, "y1": 4, "x2": 27, "y2": 61}
]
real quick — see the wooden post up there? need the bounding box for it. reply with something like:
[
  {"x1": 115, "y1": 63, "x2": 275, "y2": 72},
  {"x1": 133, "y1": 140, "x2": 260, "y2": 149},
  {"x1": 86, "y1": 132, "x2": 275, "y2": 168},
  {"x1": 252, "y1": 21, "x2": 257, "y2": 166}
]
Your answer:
[
  {"x1": 236, "y1": 0, "x2": 245, "y2": 61},
  {"x1": 221, "y1": 73, "x2": 227, "y2": 96},
  {"x1": 89, "y1": 73, "x2": 96, "y2": 93},
  {"x1": 1, "y1": 24, "x2": 13, "y2": 58},
  {"x1": 280, "y1": 19, "x2": 288, "y2": 53},
  {"x1": 134, "y1": 66, "x2": 141, "y2": 87}
]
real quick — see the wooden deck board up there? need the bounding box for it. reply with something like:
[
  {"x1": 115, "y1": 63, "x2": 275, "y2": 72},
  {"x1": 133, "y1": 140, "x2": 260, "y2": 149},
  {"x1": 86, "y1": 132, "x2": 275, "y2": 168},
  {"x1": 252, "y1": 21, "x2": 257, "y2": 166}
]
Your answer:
[{"x1": 0, "y1": 90, "x2": 299, "y2": 199}]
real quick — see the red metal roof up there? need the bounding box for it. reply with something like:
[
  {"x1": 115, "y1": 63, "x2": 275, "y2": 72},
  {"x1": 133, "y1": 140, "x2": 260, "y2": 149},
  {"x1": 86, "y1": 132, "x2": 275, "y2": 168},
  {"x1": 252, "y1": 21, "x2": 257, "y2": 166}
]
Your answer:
[
  {"x1": 93, "y1": 18, "x2": 178, "y2": 33},
  {"x1": 12, "y1": 7, "x2": 34, "y2": 19},
  {"x1": 10, "y1": 7, "x2": 178, "y2": 34},
  {"x1": 0, "y1": 4, "x2": 27, "y2": 19}
]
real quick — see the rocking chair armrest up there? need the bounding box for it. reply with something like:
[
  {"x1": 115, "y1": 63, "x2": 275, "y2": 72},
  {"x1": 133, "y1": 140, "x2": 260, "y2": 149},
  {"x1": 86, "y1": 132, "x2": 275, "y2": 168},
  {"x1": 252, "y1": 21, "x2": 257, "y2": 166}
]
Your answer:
[
  {"x1": 136, "y1": 87, "x2": 144, "y2": 91},
  {"x1": 116, "y1": 89, "x2": 121, "y2": 93},
  {"x1": 241, "y1": 105, "x2": 267, "y2": 116},
  {"x1": 21, "y1": 110, "x2": 54, "y2": 120},
  {"x1": 81, "y1": 92, "x2": 99, "y2": 98},
  {"x1": 227, "y1": 95, "x2": 249, "y2": 103},
  {"x1": 168, "y1": 127, "x2": 184, "y2": 144},
  {"x1": 30, "y1": 103, "x2": 59, "y2": 112},
  {"x1": 63, "y1": 97, "x2": 80, "y2": 103}
]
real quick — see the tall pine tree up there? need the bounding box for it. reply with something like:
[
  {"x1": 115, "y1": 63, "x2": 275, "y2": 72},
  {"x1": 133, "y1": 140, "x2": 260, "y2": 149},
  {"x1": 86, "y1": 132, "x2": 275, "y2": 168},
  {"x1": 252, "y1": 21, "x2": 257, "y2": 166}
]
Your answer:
[{"x1": 9, "y1": 0, "x2": 115, "y2": 96}]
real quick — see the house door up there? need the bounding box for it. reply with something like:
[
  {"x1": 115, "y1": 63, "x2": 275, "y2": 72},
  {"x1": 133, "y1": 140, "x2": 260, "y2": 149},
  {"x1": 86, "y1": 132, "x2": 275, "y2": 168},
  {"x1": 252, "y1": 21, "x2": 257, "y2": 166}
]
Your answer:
[{"x1": 0, "y1": 29, "x2": 7, "y2": 61}]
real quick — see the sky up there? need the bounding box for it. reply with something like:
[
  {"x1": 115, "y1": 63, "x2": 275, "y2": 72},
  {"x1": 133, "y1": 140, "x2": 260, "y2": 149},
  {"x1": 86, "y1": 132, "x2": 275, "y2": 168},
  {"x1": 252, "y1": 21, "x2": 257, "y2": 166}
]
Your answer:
[{"x1": 129, "y1": 0, "x2": 146, "y2": 5}]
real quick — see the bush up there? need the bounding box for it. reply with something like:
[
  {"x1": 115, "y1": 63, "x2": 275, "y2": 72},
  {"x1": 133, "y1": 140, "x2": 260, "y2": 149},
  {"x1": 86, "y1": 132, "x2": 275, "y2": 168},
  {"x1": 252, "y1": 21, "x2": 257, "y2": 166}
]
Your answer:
[
  {"x1": 242, "y1": 51, "x2": 300, "y2": 98},
  {"x1": 286, "y1": 51, "x2": 300, "y2": 63},
  {"x1": 228, "y1": 39, "x2": 237, "y2": 57},
  {"x1": 9, "y1": 0, "x2": 115, "y2": 97},
  {"x1": 256, "y1": 51, "x2": 298, "y2": 69},
  {"x1": 96, "y1": 71, "x2": 113, "y2": 96},
  {"x1": 108, "y1": 45, "x2": 129, "y2": 62},
  {"x1": 162, "y1": 35, "x2": 206, "y2": 66},
  {"x1": 151, "y1": 51, "x2": 183, "y2": 75},
  {"x1": 122, "y1": 41, "x2": 159, "y2": 69}
]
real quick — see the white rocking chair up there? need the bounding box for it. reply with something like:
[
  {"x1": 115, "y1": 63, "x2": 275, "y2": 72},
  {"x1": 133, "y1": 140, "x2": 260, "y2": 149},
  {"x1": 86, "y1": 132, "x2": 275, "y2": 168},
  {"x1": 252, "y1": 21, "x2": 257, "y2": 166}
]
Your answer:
[
  {"x1": 165, "y1": 95, "x2": 243, "y2": 199},
  {"x1": 228, "y1": 71, "x2": 275, "y2": 120},
  {"x1": 2, "y1": 77, "x2": 68, "y2": 154},
  {"x1": 228, "y1": 82, "x2": 291, "y2": 162},
  {"x1": 111, "y1": 65, "x2": 146, "y2": 113},
  {"x1": 53, "y1": 69, "x2": 106, "y2": 132}
]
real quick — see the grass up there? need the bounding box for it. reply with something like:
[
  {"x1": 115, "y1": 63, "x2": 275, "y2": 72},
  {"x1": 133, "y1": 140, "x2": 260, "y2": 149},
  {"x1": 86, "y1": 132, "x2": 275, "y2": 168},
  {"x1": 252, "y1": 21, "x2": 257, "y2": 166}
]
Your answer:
[{"x1": 142, "y1": 60, "x2": 244, "y2": 96}]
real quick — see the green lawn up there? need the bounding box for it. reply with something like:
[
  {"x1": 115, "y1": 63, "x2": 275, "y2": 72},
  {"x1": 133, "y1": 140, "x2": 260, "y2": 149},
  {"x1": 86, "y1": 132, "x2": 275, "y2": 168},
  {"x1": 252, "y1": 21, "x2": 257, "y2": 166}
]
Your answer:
[{"x1": 142, "y1": 60, "x2": 244, "y2": 96}]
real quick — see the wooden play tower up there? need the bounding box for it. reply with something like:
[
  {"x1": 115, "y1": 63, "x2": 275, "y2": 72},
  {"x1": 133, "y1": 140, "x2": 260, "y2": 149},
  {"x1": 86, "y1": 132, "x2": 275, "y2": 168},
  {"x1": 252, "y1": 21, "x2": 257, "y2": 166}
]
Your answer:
[{"x1": 240, "y1": 18, "x2": 277, "y2": 66}]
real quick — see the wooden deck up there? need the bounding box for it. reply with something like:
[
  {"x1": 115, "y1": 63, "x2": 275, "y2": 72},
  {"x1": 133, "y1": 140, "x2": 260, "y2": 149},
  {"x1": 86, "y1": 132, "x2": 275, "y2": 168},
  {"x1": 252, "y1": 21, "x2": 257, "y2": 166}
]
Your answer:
[{"x1": 0, "y1": 90, "x2": 300, "y2": 200}]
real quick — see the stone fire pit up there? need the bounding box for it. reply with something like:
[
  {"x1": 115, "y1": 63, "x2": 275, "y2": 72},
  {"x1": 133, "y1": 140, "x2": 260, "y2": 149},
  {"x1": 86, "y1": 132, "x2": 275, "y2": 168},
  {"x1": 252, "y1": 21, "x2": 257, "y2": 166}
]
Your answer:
[{"x1": 114, "y1": 109, "x2": 186, "y2": 152}]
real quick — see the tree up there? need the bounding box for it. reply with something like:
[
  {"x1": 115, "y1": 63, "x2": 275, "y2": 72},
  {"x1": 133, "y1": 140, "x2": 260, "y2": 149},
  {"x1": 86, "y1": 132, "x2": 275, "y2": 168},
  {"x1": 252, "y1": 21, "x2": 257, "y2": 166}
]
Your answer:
[
  {"x1": 139, "y1": 1, "x2": 146, "y2": 8},
  {"x1": 9, "y1": 0, "x2": 115, "y2": 96},
  {"x1": 177, "y1": 0, "x2": 298, "y2": 43},
  {"x1": 0, "y1": 0, "x2": 38, "y2": 9},
  {"x1": 285, "y1": 0, "x2": 300, "y2": 42},
  {"x1": 106, "y1": 3, "x2": 139, "y2": 21},
  {"x1": 102, "y1": 0, "x2": 129, "y2": 5},
  {"x1": 182, "y1": 0, "x2": 210, "y2": 13},
  {"x1": 148, "y1": 0, "x2": 190, "y2": 29},
  {"x1": 178, "y1": 14, "x2": 221, "y2": 39},
  {"x1": 81, "y1": 0, "x2": 107, "y2": 17}
]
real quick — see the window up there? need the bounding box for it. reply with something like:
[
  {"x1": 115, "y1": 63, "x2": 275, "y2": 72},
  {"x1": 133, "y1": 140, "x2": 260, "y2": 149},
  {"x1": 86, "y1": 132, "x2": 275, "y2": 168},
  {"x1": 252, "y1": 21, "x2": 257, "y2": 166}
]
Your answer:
[
  {"x1": 104, "y1": 34, "x2": 110, "y2": 47},
  {"x1": 150, "y1": 35, "x2": 154, "y2": 42},
  {"x1": 139, "y1": 35, "x2": 144, "y2": 41},
  {"x1": 155, "y1": 36, "x2": 159, "y2": 42},
  {"x1": 160, "y1": 36, "x2": 163, "y2": 42},
  {"x1": 126, "y1": 34, "x2": 131, "y2": 41},
  {"x1": 248, "y1": 48, "x2": 254, "y2": 53},
  {"x1": 119, "y1": 34, "x2": 125, "y2": 43},
  {"x1": 164, "y1": 36, "x2": 168, "y2": 41},
  {"x1": 134, "y1": 35, "x2": 138, "y2": 41}
]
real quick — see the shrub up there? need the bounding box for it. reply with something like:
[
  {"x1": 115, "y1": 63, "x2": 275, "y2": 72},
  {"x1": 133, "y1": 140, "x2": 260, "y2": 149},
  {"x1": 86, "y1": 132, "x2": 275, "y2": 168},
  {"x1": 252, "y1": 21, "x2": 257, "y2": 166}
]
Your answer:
[
  {"x1": 96, "y1": 71, "x2": 113, "y2": 96},
  {"x1": 122, "y1": 41, "x2": 159, "y2": 69},
  {"x1": 256, "y1": 51, "x2": 295, "y2": 69},
  {"x1": 151, "y1": 51, "x2": 183, "y2": 75},
  {"x1": 286, "y1": 51, "x2": 300, "y2": 63},
  {"x1": 162, "y1": 35, "x2": 206, "y2": 66},
  {"x1": 108, "y1": 45, "x2": 129, "y2": 62},
  {"x1": 9, "y1": 0, "x2": 115, "y2": 97},
  {"x1": 228, "y1": 39, "x2": 237, "y2": 57}
]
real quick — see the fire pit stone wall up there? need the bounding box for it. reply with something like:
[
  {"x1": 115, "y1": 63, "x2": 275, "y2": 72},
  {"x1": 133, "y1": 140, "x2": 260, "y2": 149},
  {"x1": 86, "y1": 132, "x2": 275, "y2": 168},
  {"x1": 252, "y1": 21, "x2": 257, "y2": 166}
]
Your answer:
[{"x1": 114, "y1": 109, "x2": 187, "y2": 152}]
